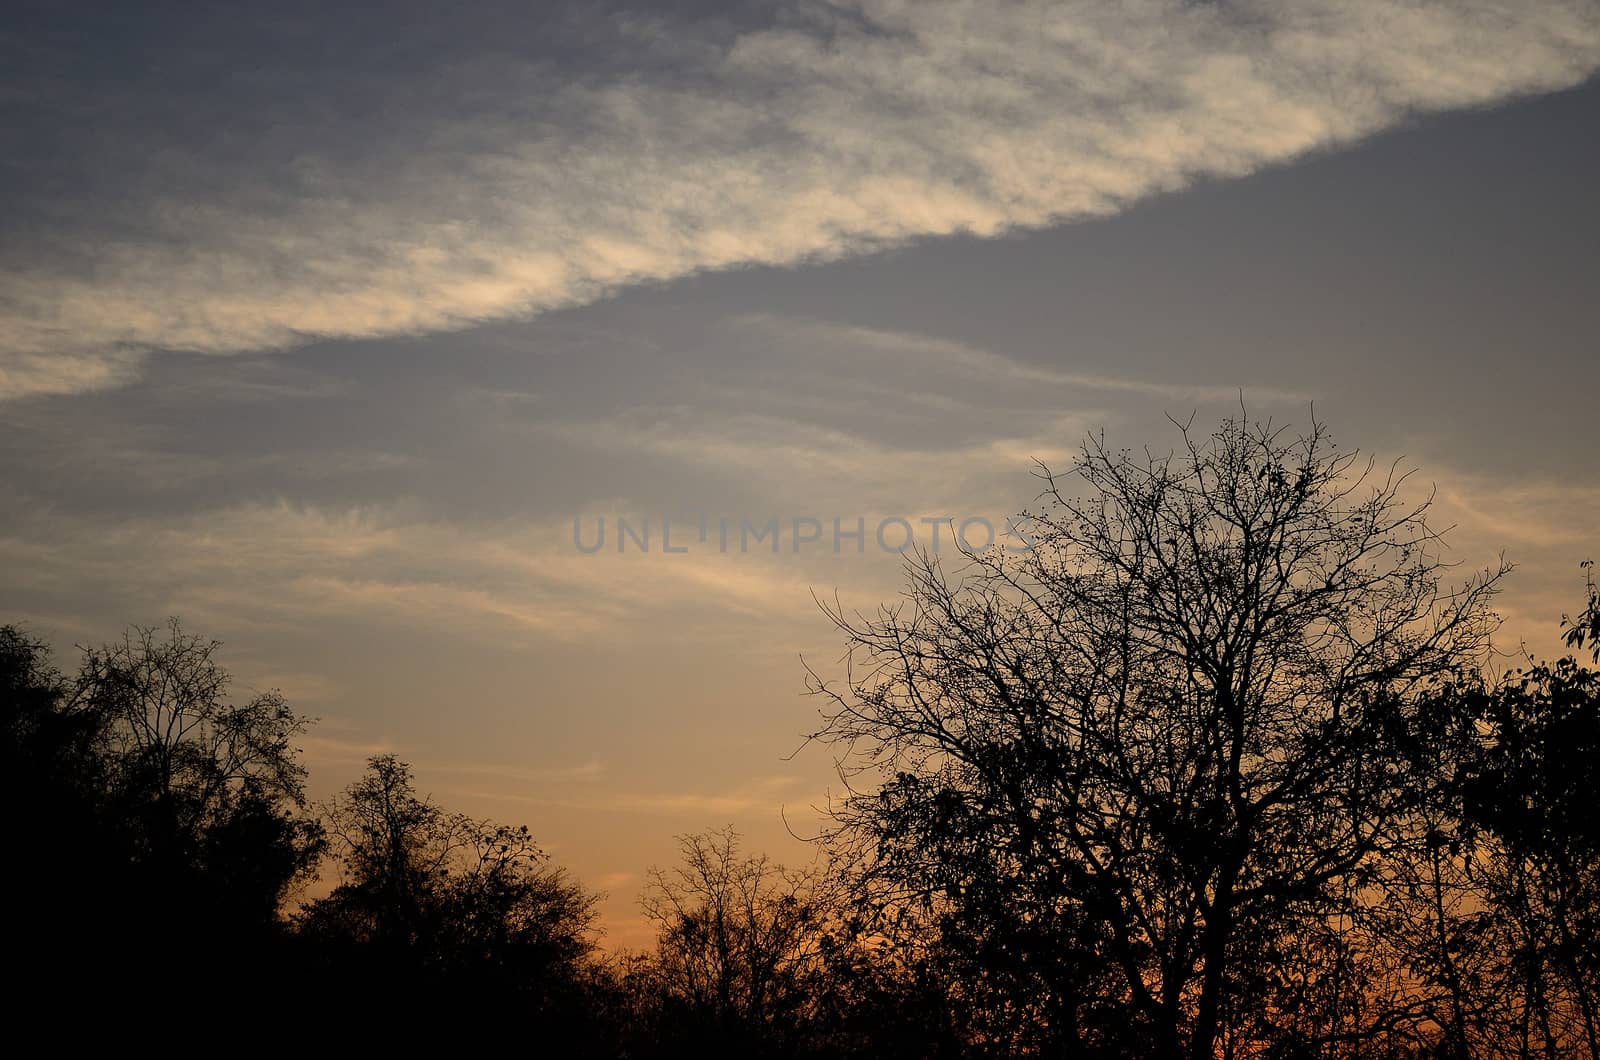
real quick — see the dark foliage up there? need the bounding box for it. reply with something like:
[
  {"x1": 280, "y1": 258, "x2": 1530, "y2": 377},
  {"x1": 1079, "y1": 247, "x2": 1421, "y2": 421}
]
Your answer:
[
  {"x1": 295, "y1": 753, "x2": 609, "y2": 1046},
  {"x1": 1, "y1": 621, "x2": 320, "y2": 1024}
]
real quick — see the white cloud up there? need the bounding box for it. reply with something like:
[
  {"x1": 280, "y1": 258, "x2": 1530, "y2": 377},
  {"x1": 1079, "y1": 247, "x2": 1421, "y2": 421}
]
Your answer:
[{"x1": 3, "y1": 0, "x2": 1595, "y2": 398}]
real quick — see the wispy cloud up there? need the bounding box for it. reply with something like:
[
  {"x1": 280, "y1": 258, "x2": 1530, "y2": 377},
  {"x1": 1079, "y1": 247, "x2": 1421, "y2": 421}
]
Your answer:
[
  {"x1": 0, "y1": 499, "x2": 849, "y2": 646},
  {"x1": 431, "y1": 759, "x2": 609, "y2": 784},
  {"x1": 1432, "y1": 476, "x2": 1600, "y2": 552},
  {"x1": 296, "y1": 731, "x2": 401, "y2": 769},
  {"x1": 723, "y1": 314, "x2": 1313, "y2": 405},
  {"x1": 481, "y1": 773, "x2": 809, "y2": 819},
  {"x1": 4, "y1": 0, "x2": 1594, "y2": 397}
]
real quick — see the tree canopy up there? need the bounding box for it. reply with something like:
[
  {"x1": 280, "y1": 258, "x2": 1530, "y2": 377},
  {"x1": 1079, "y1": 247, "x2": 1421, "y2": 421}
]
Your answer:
[{"x1": 807, "y1": 414, "x2": 1512, "y2": 1056}]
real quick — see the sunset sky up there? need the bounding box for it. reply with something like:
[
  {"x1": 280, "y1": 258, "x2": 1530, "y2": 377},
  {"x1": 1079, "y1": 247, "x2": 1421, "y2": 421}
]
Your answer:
[{"x1": 3, "y1": 1, "x2": 1597, "y2": 948}]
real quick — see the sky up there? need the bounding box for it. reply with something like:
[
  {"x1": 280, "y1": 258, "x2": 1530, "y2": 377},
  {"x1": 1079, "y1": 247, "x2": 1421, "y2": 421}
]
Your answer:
[{"x1": 3, "y1": 0, "x2": 1597, "y2": 948}]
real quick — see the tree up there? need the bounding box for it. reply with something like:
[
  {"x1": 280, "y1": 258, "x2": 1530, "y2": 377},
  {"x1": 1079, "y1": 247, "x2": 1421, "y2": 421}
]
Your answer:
[
  {"x1": 0, "y1": 626, "x2": 117, "y2": 988},
  {"x1": 1389, "y1": 650, "x2": 1600, "y2": 1057},
  {"x1": 1363, "y1": 566, "x2": 1600, "y2": 1058},
  {"x1": 807, "y1": 413, "x2": 1507, "y2": 1057},
  {"x1": 2, "y1": 619, "x2": 322, "y2": 1024},
  {"x1": 0, "y1": 624, "x2": 102, "y2": 812},
  {"x1": 300, "y1": 754, "x2": 602, "y2": 1034},
  {"x1": 74, "y1": 618, "x2": 323, "y2": 929},
  {"x1": 307, "y1": 752, "x2": 469, "y2": 951},
  {"x1": 636, "y1": 827, "x2": 831, "y2": 1055},
  {"x1": 1360, "y1": 671, "x2": 1501, "y2": 1059},
  {"x1": 1563, "y1": 559, "x2": 1600, "y2": 664},
  {"x1": 1470, "y1": 656, "x2": 1600, "y2": 1057}
]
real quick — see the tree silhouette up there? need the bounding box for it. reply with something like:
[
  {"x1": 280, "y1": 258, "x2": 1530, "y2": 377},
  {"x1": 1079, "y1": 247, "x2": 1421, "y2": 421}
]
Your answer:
[
  {"x1": 75, "y1": 619, "x2": 323, "y2": 930},
  {"x1": 2, "y1": 619, "x2": 321, "y2": 1021},
  {"x1": 808, "y1": 413, "x2": 1507, "y2": 1058},
  {"x1": 1, "y1": 626, "x2": 116, "y2": 995},
  {"x1": 1393, "y1": 654, "x2": 1600, "y2": 1056},
  {"x1": 1472, "y1": 657, "x2": 1600, "y2": 1056},
  {"x1": 299, "y1": 753, "x2": 602, "y2": 1038},
  {"x1": 633, "y1": 827, "x2": 831, "y2": 1056},
  {"x1": 1563, "y1": 559, "x2": 1600, "y2": 664}
]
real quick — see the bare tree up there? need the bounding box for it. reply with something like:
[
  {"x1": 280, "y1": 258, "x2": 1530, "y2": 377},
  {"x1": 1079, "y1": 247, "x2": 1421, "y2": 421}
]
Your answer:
[
  {"x1": 640, "y1": 827, "x2": 830, "y2": 1048},
  {"x1": 807, "y1": 413, "x2": 1507, "y2": 1057},
  {"x1": 76, "y1": 618, "x2": 313, "y2": 832}
]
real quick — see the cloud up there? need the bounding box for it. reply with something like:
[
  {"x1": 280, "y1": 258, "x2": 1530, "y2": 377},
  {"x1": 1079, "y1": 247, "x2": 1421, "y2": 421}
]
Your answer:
[
  {"x1": 1431, "y1": 476, "x2": 1600, "y2": 552},
  {"x1": 480, "y1": 773, "x2": 810, "y2": 819},
  {"x1": 3, "y1": 0, "x2": 1595, "y2": 398},
  {"x1": 296, "y1": 731, "x2": 401, "y2": 769},
  {"x1": 722, "y1": 314, "x2": 1314, "y2": 405},
  {"x1": 0, "y1": 350, "x2": 147, "y2": 399},
  {"x1": 524, "y1": 398, "x2": 1096, "y2": 515},
  {"x1": 1413, "y1": 467, "x2": 1600, "y2": 656},
  {"x1": 0, "y1": 499, "x2": 848, "y2": 646},
  {"x1": 432, "y1": 759, "x2": 609, "y2": 783}
]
